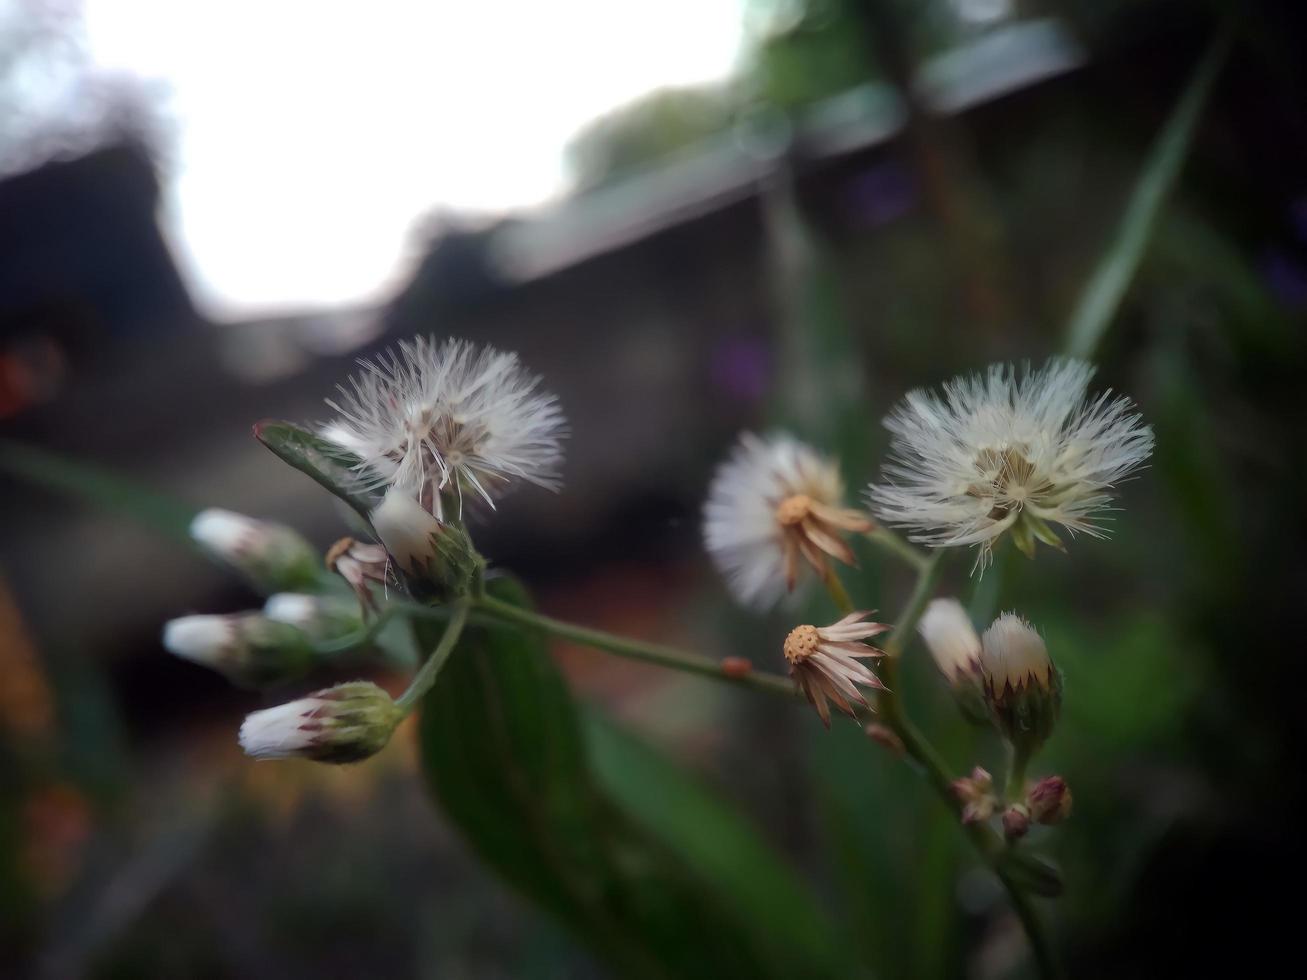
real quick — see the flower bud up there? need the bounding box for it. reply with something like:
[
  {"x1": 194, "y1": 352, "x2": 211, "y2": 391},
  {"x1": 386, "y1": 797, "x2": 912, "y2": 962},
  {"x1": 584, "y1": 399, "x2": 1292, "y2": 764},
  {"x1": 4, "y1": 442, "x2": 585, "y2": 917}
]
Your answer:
[
  {"x1": 918, "y1": 599, "x2": 990, "y2": 727},
  {"x1": 264, "y1": 593, "x2": 364, "y2": 641},
  {"x1": 952, "y1": 766, "x2": 997, "y2": 825},
  {"x1": 238, "y1": 681, "x2": 402, "y2": 763},
  {"x1": 1027, "y1": 775, "x2": 1073, "y2": 825},
  {"x1": 369, "y1": 489, "x2": 481, "y2": 600},
  {"x1": 190, "y1": 509, "x2": 317, "y2": 593},
  {"x1": 980, "y1": 613, "x2": 1062, "y2": 759},
  {"x1": 1002, "y1": 804, "x2": 1031, "y2": 841},
  {"x1": 864, "y1": 723, "x2": 905, "y2": 756},
  {"x1": 162, "y1": 613, "x2": 313, "y2": 688}
]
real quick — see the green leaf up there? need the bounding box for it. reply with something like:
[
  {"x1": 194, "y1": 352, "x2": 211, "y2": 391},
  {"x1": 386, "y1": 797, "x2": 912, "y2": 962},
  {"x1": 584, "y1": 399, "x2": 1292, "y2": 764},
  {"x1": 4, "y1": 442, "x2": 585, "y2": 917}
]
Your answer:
[
  {"x1": 0, "y1": 438, "x2": 197, "y2": 545},
  {"x1": 582, "y1": 709, "x2": 846, "y2": 976},
  {"x1": 419, "y1": 577, "x2": 841, "y2": 979},
  {"x1": 253, "y1": 420, "x2": 378, "y2": 522},
  {"x1": 1063, "y1": 29, "x2": 1230, "y2": 359}
]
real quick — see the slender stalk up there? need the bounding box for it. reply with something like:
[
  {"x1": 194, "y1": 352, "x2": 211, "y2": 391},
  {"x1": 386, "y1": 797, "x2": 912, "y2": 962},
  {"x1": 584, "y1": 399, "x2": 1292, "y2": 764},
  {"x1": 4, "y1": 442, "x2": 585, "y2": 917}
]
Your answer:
[
  {"x1": 872, "y1": 551, "x2": 1059, "y2": 979},
  {"x1": 1006, "y1": 745, "x2": 1031, "y2": 804},
  {"x1": 864, "y1": 527, "x2": 930, "y2": 573},
  {"x1": 475, "y1": 593, "x2": 797, "y2": 699},
  {"x1": 395, "y1": 597, "x2": 471, "y2": 712},
  {"x1": 823, "y1": 570, "x2": 855, "y2": 616}
]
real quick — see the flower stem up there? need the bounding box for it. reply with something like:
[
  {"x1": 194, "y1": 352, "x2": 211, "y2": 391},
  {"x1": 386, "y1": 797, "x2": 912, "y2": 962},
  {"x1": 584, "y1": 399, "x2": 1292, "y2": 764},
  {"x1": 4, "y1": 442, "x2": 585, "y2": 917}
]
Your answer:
[
  {"x1": 474, "y1": 593, "x2": 797, "y2": 699},
  {"x1": 1006, "y1": 744, "x2": 1031, "y2": 804},
  {"x1": 872, "y1": 550, "x2": 1060, "y2": 978},
  {"x1": 864, "y1": 527, "x2": 931, "y2": 572},
  {"x1": 395, "y1": 597, "x2": 471, "y2": 713},
  {"x1": 823, "y1": 569, "x2": 856, "y2": 616}
]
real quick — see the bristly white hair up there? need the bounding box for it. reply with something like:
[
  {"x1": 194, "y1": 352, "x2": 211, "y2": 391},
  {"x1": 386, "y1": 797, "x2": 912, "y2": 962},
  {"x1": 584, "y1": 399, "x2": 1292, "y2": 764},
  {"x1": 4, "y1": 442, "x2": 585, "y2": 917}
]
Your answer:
[
  {"x1": 867, "y1": 358, "x2": 1153, "y2": 570},
  {"x1": 702, "y1": 432, "x2": 850, "y2": 610},
  {"x1": 322, "y1": 337, "x2": 566, "y2": 514}
]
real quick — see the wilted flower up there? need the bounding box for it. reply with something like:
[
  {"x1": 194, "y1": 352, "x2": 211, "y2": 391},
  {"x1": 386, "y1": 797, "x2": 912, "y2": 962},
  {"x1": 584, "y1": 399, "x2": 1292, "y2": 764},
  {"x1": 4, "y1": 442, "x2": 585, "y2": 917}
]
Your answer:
[
  {"x1": 325, "y1": 537, "x2": 391, "y2": 612},
  {"x1": 704, "y1": 433, "x2": 872, "y2": 609},
  {"x1": 162, "y1": 613, "x2": 312, "y2": 687},
  {"x1": 238, "y1": 681, "x2": 402, "y2": 763},
  {"x1": 1027, "y1": 775, "x2": 1073, "y2": 825},
  {"x1": 190, "y1": 508, "x2": 317, "y2": 592},
  {"x1": 980, "y1": 613, "x2": 1062, "y2": 757},
  {"x1": 868, "y1": 358, "x2": 1153, "y2": 570},
  {"x1": 783, "y1": 611, "x2": 889, "y2": 728},
  {"x1": 323, "y1": 337, "x2": 566, "y2": 515}
]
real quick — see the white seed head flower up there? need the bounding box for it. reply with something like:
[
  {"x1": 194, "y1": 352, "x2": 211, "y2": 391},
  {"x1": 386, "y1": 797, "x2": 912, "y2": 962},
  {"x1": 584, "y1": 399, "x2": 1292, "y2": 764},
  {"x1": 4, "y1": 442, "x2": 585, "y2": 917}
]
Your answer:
[
  {"x1": 190, "y1": 508, "x2": 317, "y2": 592},
  {"x1": 867, "y1": 358, "x2": 1153, "y2": 570},
  {"x1": 783, "y1": 611, "x2": 889, "y2": 728},
  {"x1": 238, "y1": 681, "x2": 402, "y2": 764},
  {"x1": 323, "y1": 336, "x2": 566, "y2": 513},
  {"x1": 703, "y1": 433, "x2": 873, "y2": 610}
]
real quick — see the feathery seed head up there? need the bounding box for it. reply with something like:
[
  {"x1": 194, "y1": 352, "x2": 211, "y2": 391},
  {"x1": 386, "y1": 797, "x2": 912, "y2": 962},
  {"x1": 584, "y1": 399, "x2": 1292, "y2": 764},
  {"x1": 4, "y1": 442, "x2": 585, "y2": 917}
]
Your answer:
[
  {"x1": 867, "y1": 358, "x2": 1153, "y2": 571},
  {"x1": 704, "y1": 433, "x2": 872, "y2": 610},
  {"x1": 322, "y1": 336, "x2": 566, "y2": 514}
]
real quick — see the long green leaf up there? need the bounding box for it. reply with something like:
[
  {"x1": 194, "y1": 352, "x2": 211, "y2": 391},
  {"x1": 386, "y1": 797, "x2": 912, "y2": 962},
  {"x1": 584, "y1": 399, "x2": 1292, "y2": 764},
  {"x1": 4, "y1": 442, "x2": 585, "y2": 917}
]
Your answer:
[
  {"x1": 418, "y1": 576, "x2": 841, "y2": 979},
  {"x1": 0, "y1": 438, "x2": 197, "y2": 545},
  {"x1": 253, "y1": 420, "x2": 378, "y2": 521},
  {"x1": 1063, "y1": 29, "x2": 1230, "y2": 359}
]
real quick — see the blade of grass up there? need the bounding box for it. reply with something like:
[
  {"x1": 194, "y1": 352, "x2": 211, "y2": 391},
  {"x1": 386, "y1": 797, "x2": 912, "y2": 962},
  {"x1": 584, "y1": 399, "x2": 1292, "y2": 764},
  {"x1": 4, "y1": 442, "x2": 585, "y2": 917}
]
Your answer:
[{"x1": 1063, "y1": 29, "x2": 1230, "y2": 360}]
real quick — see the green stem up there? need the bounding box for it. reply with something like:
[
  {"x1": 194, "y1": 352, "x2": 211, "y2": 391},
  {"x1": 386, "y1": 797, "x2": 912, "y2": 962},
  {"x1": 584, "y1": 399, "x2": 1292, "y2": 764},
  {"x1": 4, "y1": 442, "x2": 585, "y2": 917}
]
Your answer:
[
  {"x1": 823, "y1": 569, "x2": 856, "y2": 616},
  {"x1": 475, "y1": 593, "x2": 797, "y2": 699},
  {"x1": 874, "y1": 551, "x2": 1060, "y2": 979},
  {"x1": 395, "y1": 597, "x2": 471, "y2": 712},
  {"x1": 1006, "y1": 744, "x2": 1031, "y2": 804},
  {"x1": 864, "y1": 527, "x2": 930, "y2": 573}
]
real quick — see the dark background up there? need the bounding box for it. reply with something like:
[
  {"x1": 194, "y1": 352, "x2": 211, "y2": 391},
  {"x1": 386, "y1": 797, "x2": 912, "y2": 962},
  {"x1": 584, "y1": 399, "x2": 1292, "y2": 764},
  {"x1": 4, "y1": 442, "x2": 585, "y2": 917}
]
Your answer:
[{"x1": 3, "y1": 1, "x2": 1305, "y2": 977}]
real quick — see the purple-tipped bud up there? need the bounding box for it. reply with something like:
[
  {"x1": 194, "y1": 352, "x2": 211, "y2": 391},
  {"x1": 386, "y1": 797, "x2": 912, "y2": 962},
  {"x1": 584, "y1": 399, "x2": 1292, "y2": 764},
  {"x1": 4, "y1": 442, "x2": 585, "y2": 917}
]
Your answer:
[{"x1": 1027, "y1": 775, "x2": 1073, "y2": 825}]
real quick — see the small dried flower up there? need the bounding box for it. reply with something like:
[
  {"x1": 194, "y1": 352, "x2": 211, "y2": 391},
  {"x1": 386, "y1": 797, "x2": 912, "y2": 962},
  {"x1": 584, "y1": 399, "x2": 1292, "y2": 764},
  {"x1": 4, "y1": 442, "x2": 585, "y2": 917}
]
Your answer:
[
  {"x1": 868, "y1": 358, "x2": 1153, "y2": 571},
  {"x1": 1027, "y1": 775, "x2": 1073, "y2": 825},
  {"x1": 704, "y1": 433, "x2": 872, "y2": 609},
  {"x1": 980, "y1": 613, "x2": 1062, "y2": 757},
  {"x1": 162, "y1": 613, "x2": 312, "y2": 688},
  {"x1": 190, "y1": 508, "x2": 317, "y2": 592},
  {"x1": 783, "y1": 611, "x2": 889, "y2": 728},
  {"x1": 952, "y1": 766, "x2": 997, "y2": 825},
  {"x1": 325, "y1": 537, "x2": 391, "y2": 612},
  {"x1": 323, "y1": 337, "x2": 566, "y2": 514},
  {"x1": 238, "y1": 681, "x2": 402, "y2": 764}
]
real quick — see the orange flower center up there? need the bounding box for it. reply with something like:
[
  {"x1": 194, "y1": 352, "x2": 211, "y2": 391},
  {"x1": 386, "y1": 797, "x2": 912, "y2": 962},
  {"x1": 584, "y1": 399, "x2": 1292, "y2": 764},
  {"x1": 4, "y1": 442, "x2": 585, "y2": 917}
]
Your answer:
[
  {"x1": 775, "y1": 494, "x2": 813, "y2": 527},
  {"x1": 783, "y1": 624, "x2": 821, "y2": 664}
]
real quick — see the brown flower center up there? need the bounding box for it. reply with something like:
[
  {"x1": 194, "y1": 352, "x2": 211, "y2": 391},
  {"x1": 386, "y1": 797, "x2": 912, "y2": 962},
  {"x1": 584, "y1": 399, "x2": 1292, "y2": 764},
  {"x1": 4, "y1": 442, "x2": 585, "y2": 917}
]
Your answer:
[
  {"x1": 784, "y1": 624, "x2": 821, "y2": 664},
  {"x1": 775, "y1": 494, "x2": 813, "y2": 527}
]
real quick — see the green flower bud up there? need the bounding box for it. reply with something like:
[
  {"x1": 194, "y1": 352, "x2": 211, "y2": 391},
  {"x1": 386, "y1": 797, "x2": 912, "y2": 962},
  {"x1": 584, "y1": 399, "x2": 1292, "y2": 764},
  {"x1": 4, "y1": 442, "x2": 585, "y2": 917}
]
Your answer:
[
  {"x1": 190, "y1": 509, "x2": 318, "y2": 593},
  {"x1": 238, "y1": 681, "x2": 401, "y2": 764},
  {"x1": 370, "y1": 488, "x2": 481, "y2": 600},
  {"x1": 163, "y1": 612, "x2": 313, "y2": 688},
  {"x1": 980, "y1": 613, "x2": 1062, "y2": 759}
]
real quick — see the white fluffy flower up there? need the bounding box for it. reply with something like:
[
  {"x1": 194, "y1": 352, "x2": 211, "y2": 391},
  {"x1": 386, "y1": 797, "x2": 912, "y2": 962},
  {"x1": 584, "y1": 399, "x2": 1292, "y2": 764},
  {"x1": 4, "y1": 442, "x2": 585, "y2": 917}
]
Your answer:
[
  {"x1": 868, "y1": 358, "x2": 1153, "y2": 570},
  {"x1": 323, "y1": 337, "x2": 566, "y2": 514},
  {"x1": 703, "y1": 433, "x2": 871, "y2": 610}
]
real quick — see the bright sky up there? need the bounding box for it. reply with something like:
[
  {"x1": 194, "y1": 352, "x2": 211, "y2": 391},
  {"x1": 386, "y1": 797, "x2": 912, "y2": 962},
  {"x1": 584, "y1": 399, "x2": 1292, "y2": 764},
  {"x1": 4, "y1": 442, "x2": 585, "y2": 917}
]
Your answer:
[{"x1": 82, "y1": 1, "x2": 746, "y2": 319}]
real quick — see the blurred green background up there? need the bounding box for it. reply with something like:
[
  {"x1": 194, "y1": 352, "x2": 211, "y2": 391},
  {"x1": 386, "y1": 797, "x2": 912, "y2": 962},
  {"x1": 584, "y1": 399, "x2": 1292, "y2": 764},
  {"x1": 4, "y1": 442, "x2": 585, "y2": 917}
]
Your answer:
[{"x1": 2, "y1": 1, "x2": 1305, "y2": 977}]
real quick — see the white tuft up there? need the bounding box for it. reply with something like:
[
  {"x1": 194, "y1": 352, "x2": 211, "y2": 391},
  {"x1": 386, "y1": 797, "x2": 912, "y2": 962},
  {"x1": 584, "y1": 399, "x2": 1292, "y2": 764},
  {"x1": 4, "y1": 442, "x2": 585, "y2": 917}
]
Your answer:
[
  {"x1": 702, "y1": 432, "x2": 847, "y2": 610},
  {"x1": 162, "y1": 614, "x2": 237, "y2": 666},
  {"x1": 238, "y1": 699, "x2": 322, "y2": 760},
  {"x1": 980, "y1": 613, "x2": 1050, "y2": 689},
  {"x1": 867, "y1": 358, "x2": 1154, "y2": 569},
  {"x1": 190, "y1": 508, "x2": 257, "y2": 557},
  {"x1": 322, "y1": 336, "x2": 567, "y2": 510},
  {"x1": 919, "y1": 599, "x2": 982, "y2": 682},
  {"x1": 370, "y1": 487, "x2": 443, "y2": 573}
]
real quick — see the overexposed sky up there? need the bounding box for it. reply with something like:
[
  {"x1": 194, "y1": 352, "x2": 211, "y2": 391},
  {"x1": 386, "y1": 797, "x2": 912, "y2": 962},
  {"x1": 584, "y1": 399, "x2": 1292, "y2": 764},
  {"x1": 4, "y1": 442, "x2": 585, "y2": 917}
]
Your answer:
[{"x1": 81, "y1": 1, "x2": 746, "y2": 319}]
